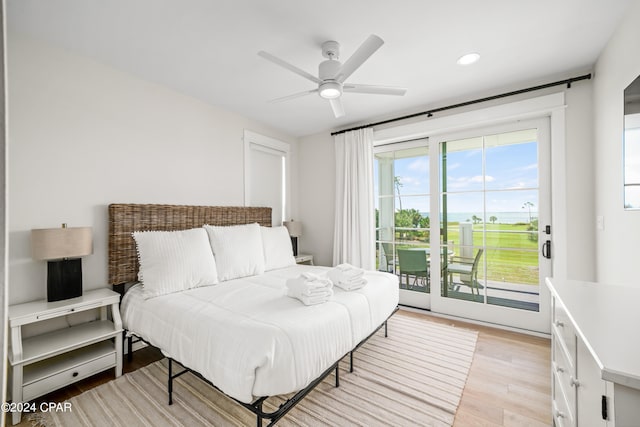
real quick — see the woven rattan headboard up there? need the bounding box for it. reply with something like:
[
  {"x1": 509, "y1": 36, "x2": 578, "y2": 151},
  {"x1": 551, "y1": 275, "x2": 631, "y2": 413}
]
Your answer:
[{"x1": 108, "y1": 203, "x2": 272, "y2": 285}]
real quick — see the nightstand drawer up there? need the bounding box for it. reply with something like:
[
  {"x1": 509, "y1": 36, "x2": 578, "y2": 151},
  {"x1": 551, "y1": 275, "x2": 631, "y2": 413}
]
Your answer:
[{"x1": 23, "y1": 342, "x2": 116, "y2": 401}]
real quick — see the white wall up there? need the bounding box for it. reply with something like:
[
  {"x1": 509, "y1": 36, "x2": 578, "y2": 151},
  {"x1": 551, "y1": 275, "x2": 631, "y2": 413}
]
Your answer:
[
  {"x1": 7, "y1": 37, "x2": 298, "y2": 304},
  {"x1": 297, "y1": 132, "x2": 335, "y2": 266},
  {"x1": 593, "y1": 1, "x2": 640, "y2": 286}
]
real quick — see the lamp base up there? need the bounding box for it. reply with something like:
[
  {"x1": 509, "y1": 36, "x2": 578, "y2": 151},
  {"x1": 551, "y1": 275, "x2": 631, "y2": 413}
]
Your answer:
[
  {"x1": 47, "y1": 259, "x2": 83, "y2": 302},
  {"x1": 290, "y1": 236, "x2": 298, "y2": 256}
]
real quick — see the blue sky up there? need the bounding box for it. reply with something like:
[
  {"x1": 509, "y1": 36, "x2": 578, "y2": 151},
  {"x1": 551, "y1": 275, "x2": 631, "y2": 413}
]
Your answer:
[{"x1": 375, "y1": 140, "x2": 539, "y2": 214}]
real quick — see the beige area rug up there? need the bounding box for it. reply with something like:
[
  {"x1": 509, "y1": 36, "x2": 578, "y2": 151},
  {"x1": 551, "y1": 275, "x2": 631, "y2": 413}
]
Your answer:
[{"x1": 32, "y1": 312, "x2": 478, "y2": 427}]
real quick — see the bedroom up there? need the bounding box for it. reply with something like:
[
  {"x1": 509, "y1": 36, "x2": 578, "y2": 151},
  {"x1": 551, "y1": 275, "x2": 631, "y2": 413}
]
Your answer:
[{"x1": 2, "y1": 0, "x2": 640, "y2": 426}]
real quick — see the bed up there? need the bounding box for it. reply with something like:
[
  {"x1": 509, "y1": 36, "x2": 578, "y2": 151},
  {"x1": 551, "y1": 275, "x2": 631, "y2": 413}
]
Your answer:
[{"x1": 108, "y1": 203, "x2": 399, "y2": 426}]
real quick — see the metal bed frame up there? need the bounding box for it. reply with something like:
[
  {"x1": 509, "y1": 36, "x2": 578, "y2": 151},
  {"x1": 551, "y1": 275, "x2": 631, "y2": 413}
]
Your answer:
[{"x1": 118, "y1": 306, "x2": 398, "y2": 427}]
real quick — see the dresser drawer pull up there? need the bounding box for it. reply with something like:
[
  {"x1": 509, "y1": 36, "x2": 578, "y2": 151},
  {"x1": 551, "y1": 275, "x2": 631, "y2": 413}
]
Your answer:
[
  {"x1": 570, "y1": 376, "x2": 580, "y2": 387},
  {"x1": 554, "y1": 320, "x2": 564, "y2": 327},
  {"x1": 555, "y1": 409, "x2": 566, "y2": 419},
  {"x1": 556, "y1": 365, "x2": 565, "y2": 373},
  {"x1": 72, "y1": 372, "x2": 79, "y2": 378}
]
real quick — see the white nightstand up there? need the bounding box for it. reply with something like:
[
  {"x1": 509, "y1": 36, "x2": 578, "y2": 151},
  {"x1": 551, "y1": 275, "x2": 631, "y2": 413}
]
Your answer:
[
  {"x1": 7, "y1": 288, "x2": 123, "y2": 425},
  {"x1": 295, "y1": 254, "x2": 314, "y2": 265}
]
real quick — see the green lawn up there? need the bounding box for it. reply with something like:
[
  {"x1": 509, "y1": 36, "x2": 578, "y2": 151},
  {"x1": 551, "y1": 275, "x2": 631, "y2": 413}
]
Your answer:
[{"x1": 381, "y1": 222, "x2": 540, "y2": 285}]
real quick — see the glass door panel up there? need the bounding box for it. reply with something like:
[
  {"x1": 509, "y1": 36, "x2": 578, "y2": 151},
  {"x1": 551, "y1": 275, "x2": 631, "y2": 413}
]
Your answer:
[
  {"x1": 374, "y1": 141, "x2": 430, "y2": 308},
  {"x1": 434, "y1": 121, "x2": 550, "y2": 331}
]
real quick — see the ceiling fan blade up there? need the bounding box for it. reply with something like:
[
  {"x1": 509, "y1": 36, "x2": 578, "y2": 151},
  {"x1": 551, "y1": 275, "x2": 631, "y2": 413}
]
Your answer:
[
  {"x1": 258, "y1": 51, "x2": 322, "y2": 84},
  {"x1": 335, "y1": 34, "x2": 384, "y2": 83},
  {"x1": 269, "y1": 89, "x2": 318, "y2": 103},
  {"x1": 329, "y1": 98, "x2": 345, "y2": 118},
  {"x1": 343, "y1": 84, "x2": 407, "y2": 96}
]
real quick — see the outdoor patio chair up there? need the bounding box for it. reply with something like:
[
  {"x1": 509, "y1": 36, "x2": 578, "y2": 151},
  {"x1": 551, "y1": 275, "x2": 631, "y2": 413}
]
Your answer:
[
  {"x1": 397, "y1": 249, "x2": 429, "y2": 288},
  {"x1": 447, "y1": 248, "x2": 484, "y2": 296},
  {"x1": 381, "y1": 242, "x2": 397, "y2": 273}
]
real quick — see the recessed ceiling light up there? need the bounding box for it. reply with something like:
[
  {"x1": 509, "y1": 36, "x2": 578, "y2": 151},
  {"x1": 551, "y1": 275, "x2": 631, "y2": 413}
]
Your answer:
[{"x1": 457, "y1": 53, "x2": 480, "y2": 66}]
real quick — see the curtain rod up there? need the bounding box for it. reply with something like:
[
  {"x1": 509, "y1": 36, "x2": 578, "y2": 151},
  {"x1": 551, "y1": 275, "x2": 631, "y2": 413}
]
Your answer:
[{"x1": 331, "y1": 73, "x2": 592, "y2": 136}]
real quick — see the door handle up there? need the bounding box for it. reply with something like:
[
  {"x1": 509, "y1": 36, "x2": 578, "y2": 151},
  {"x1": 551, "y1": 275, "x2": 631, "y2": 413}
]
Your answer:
[{"x1": 542, "y1": 240, "x2": 552, "y2": 259}]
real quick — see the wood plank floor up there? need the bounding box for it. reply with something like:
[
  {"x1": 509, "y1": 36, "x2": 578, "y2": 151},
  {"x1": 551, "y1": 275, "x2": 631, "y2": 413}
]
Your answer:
[{"x1": 9, "y1": 309, "x2": 551, "y2": 426}]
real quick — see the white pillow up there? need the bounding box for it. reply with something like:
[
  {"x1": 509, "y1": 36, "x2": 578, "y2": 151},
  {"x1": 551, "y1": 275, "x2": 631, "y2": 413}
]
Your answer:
[
  {"x1": 203, "y1": 223, "x2": 265, "y2": 281},
  {"x1": 133, "y1": 228, "x2": 218, "y2": 299},
  {"x1": 261, "y1": 226, "x2": 296, "y2": 271}
]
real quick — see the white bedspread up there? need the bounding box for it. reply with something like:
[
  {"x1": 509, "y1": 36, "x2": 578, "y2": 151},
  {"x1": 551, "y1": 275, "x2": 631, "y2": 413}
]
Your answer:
[{"x1": 121, "y1": 265, "x2": 399, "y2": 403}]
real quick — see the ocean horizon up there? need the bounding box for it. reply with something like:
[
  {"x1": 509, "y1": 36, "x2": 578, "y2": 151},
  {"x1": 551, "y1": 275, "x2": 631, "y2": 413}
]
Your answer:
[{"x1": 420, "y1": 211, "x2": 537, "y2": 224}]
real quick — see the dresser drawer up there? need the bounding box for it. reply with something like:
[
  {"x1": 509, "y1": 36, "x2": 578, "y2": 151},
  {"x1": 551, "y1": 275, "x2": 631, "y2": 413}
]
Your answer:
[
  {"x1": 553, "y1": 340, "x2": 576, "y2": 420},
  {"x1": 553, "y1": 298, "x2": 576, "y2": 363},
  {"x1": 23, "y1": 349, "x2": 116, "y2": 401},
  {"x1": 553, "y1": 370, "x2": 575, "y2": 427}
]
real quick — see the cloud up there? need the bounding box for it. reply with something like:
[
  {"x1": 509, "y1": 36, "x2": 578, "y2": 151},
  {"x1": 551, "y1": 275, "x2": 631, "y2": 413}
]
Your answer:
[{"x1": 407, "y1": 158, "x2": 428, "y2": 172}]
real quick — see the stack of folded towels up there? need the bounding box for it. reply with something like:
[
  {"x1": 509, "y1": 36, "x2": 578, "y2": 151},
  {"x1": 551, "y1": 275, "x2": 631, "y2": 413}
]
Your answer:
[
  {"x1": 286, "y1": 272, "x2": 334, "y2": 305},
  {"x1": 327, "y1": 263, "x2": 367, "y2": 291}
]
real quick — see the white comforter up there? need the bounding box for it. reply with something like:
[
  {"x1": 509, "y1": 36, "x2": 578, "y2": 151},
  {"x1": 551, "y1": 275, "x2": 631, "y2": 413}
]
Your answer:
[{"x1": 121, "y1": 265, "x2": 399, "y2": 403}]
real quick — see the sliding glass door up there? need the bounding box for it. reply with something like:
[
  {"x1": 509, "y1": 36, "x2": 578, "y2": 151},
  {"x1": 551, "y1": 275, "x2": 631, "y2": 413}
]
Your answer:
[
  {"x1": 373, "y1": 118, "x2": 552, "y2": 331},
  {"x1": 374, "y1": 139, "x2": 431, "y2": 309},
  {"x1": 430, "y1": 119, "x2": 552, "y2": 331}
]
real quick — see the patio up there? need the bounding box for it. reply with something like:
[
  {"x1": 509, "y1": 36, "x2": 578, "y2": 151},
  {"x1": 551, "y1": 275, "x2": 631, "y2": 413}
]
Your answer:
[{"x1": 397, "y1": 273, "x2": 540, "y2": 312}]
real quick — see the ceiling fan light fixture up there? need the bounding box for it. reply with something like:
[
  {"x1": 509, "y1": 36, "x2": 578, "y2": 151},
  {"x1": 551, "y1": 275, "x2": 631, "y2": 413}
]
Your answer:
[
  {"x1": 319, "y1": 81, "x2": 342, "y2": 99},
  {"x1": 457, "y1": 52, "x2": 480, "y2": 65}
]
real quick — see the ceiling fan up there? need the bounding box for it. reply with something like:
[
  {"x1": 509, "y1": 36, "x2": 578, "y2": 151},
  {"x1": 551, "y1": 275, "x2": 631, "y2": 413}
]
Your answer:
[{"x1": 258, "y1": 34, "x2": 407, "y2": 118}]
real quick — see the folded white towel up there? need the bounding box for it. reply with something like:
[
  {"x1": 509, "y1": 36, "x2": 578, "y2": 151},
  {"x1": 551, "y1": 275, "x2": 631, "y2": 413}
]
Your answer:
[
  {"x1": 286, "y1": 273, "x2": 333, "y2": 304},
  {"x1": 327, "y1": 264, "x2": 367, "y2": 291},
  {"x1": 333, "y1": 278, "x2": 367, "y2": 291},
  {"x1": 333, "y1": 263, "x2": 365, "y2": 279},
  {"x1": 287, "y1": 288, "x2": 333, "y2": 305}
]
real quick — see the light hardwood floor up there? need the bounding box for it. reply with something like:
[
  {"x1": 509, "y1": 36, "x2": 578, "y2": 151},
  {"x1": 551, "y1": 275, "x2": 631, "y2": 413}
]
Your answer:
[{"x1": 9, "y1": 309, "x2": 551, "y2": 426}]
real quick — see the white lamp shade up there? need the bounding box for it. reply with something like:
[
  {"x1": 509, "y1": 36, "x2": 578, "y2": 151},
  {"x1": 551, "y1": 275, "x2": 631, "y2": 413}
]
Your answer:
[
  {"x1": 283, "y1": 220, "x2": 302, "y2": 237},
  {"x1": 31, "y1": 226, "x2": 93, "y2": 260}
]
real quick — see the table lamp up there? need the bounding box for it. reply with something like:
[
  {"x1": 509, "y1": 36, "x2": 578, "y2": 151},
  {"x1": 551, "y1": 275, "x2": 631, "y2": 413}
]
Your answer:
[
  {"x1": 31, "y1": 224, "x2": 93, "y2": 302},
  {"x1": 283, "y1": 220, "x2": 302, "y2": 256}
]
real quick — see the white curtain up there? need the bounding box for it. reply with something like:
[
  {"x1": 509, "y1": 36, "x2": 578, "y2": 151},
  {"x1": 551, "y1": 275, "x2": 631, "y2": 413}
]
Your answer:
[{"x1": 333, "y1": 128, "x2": 375, "y2": 269}]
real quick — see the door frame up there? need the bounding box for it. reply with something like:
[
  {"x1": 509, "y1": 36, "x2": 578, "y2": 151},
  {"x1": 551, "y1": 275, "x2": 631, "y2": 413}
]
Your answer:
[
  {"x1": 373, "y1": 92, "x2": 567, "y2": 334},
  {"x1": 428, "y1": 118, "x2": 552, "y2": 333}
]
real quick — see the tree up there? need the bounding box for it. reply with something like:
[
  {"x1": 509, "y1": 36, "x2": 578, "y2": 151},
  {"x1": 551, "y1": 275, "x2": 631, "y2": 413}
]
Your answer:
[
  {"x1": 489, "y1": 215, "x2": 497, "y2": 224},
  {"x1": 522, "y1": 201, "x2": 534, "y2": 223},
  {"x1": 471, "y1": 214, "x2": 481, "y2": 224},
  {"x1": 394, "y1": 176, "x2": 403, "y2": 210}
]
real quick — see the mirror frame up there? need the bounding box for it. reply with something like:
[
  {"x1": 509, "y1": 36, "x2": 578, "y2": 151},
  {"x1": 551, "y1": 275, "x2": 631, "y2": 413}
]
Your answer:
[{"x1": 624, "y1": 75, "x2": 640, "y2": 209}]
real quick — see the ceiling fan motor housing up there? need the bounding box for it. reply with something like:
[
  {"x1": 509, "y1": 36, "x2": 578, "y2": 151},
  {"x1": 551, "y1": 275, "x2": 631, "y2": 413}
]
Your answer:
[
  {"x1": 321, "y1": 40, "x2": 340, "y2": 59},
  {"x1": 319, "y1": 59, "x2": 341, "y2": 80}
]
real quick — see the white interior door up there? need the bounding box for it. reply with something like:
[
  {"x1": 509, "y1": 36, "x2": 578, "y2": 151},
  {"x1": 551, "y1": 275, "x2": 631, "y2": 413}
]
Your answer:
[{"x1": 244, "y1": 130, "x2": 289, "y2": 226}]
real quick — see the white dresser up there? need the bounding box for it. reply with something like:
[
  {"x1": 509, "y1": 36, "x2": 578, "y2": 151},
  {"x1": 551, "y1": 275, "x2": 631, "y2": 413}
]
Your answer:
[{"x1": 547, "y1": 278, "x2": 640, "y2": 426}]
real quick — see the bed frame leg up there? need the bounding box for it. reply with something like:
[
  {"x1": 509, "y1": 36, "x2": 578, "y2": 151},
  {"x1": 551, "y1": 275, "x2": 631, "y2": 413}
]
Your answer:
[
  {"x1": 385, "y1": 320, "x2": 388, "y2": 337},
  {"x1": 335, "y1": 363, "x2": 340, "y2": 388},
  {"x1": 168, "y1": 358, "x2": 173, "y2": 405},
  {"x1": 256, "y1": 402, "x2": 263, "y2": 427},
  {"x1": 127, "y1": 335, "x2": 133, "y2": 362},
  {"x1": 349, "y1": 351, "x2": 354, "y2": 373}
]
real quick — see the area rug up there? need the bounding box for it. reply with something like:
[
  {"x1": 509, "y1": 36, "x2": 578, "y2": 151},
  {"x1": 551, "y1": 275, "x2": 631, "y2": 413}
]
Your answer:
[{"x1": 32, "y1": 312, "x2": 478, "y2": 427}]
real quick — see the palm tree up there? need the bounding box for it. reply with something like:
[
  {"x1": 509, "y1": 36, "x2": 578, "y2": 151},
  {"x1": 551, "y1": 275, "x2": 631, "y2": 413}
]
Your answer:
[
  {"x1": 489, "y1": 215, "x2": 497, "y2": 224},
  {"x1": 394, "y1": 176, "x2": 403, "y2": 210},
  {"x1": 522, "y1": 201, "x2": 534, "y2": 223}
]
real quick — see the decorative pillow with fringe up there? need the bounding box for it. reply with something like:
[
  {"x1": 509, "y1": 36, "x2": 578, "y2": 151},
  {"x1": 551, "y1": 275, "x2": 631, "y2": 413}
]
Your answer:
[{"x1": 133, "y1": 228, "x2": 218, "y2": 299}]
